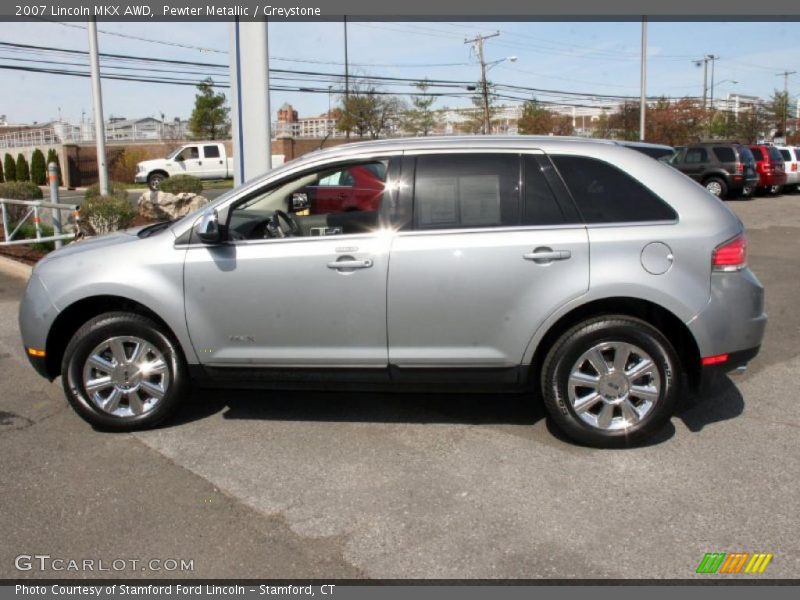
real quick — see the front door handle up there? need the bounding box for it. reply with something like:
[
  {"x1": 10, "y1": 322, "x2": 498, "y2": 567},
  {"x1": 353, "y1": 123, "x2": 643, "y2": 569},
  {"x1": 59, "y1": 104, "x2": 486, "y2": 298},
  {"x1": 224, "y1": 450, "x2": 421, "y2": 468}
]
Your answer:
[
  {"x1": 523, "y1": 248, "x2": 572, "y2": 264},
  {"x1": 327, "y1": 258, "x2": 373, "y2": 270}
]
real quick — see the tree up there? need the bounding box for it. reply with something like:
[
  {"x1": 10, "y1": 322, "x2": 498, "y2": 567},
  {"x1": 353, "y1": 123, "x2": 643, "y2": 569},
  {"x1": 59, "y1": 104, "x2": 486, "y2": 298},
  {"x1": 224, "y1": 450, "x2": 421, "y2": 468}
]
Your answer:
[
  {"x1": 188, "y1": 78, "x2": 230, "y2": 140},
  {"x1": 46, "y1": 148, "x2": 62, "y2": 186},
  {"x1": 608, "y1": 102, "x2": 640, "y2": 141},
  {"x1": 592, "y1": 111, "x2": 612, "y2": 139},
  {"x1": 400, "y1": 80, "x2": 439, "y2": 136},
  {"x1": 3, "y1": 153, "x2": 15, "y2": 182},
  {"x1": 336, "y1": 84, "x2": 403, "y2": 139},
  {"x1": 516, "y1": 99, "x2": 575, "y2": 136},
  {"x1": 736, "y1": 104, "x2": 767, "y2": 143},
  {"x1": 15, "y1": 153, "x2": 30, "y2": 182},
  {"x1": 767, "y1": 89, "x2": 789, "y2": 137},
  {"x1": 30, "y1": 149, "x2": 46, "y2": 185}
]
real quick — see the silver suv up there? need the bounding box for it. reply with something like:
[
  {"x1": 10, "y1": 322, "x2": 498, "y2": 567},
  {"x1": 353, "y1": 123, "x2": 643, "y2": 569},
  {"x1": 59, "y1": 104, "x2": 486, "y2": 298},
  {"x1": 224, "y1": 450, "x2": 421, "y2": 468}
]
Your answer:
[{"x1": 18, "y1": 137, "x2": 767, "y2": 447}]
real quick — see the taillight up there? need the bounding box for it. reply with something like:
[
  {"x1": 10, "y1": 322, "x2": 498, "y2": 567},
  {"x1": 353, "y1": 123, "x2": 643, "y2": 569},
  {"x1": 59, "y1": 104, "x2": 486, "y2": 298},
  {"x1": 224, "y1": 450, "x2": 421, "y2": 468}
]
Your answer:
[
  {"x1": 736, "y1": 163, "x2": 744, "y2": 174},
  {"x1": 712, "y1": 234, "x2": 747, "y2": 271}
]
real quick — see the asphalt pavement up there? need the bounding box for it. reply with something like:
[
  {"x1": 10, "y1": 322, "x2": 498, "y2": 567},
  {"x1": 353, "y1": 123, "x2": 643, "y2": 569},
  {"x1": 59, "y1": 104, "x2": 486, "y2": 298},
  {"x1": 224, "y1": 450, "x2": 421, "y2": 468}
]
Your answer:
[{"x1": 1, "y1": 194, "x2": 799, "y2": 579}]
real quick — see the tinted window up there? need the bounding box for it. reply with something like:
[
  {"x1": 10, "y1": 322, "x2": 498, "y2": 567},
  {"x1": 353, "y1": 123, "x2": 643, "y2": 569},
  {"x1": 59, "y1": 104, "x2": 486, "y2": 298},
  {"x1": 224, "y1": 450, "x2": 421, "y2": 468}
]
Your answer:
[
  {"x1": 203, "y1": 145, "x2": 221, "y2": 159},
  {"x1": 685, "y1": 148, "x2": 708, "y2": 164},
  {"x1": 522, "y1": 156, "x2": 565, "y2": 225},
  {"x1": 750, "y1": 147, "x2": 764, "y2": 160},
  {"x1": 779, "y1": 149, "x2": 791, "y2": 161},
  {"x1": 768, "y1": 147, "x2": 783, "y2": 162},
  {"x1": 551, "y1": 155, "x2": 677, "y2": 224},
  {"x1": 713, "y1": 147, "x2": 736, "y2": 162},
  {"x1": 414, "y1": 154, "x2": 519, "y2": 230}
]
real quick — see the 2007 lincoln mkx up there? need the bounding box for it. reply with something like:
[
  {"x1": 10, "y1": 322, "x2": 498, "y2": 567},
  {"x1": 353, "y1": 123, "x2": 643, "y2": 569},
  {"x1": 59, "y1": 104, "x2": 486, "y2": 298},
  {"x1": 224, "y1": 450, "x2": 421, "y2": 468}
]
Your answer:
[{"x1": 18, "y1": 137, "x2": 766, "y2": 447}]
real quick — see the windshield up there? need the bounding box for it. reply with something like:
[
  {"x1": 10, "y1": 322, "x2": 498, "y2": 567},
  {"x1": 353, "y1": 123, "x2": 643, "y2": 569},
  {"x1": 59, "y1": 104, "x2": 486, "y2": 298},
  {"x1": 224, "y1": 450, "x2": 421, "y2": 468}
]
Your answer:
[{"x1": 165, "y1": 147, "x2": 184, "y2": 160}]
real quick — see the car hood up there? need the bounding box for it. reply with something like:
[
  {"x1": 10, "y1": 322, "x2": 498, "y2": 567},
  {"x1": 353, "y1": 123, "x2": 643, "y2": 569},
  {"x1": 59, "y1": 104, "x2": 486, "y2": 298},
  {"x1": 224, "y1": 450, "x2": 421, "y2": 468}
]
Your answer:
[
  {"x1": 138, "y1": 158, "x2": 169, "y2": 169},
  {"x1": 35, "y1": 225, "x2": 163, "y2": 266}
]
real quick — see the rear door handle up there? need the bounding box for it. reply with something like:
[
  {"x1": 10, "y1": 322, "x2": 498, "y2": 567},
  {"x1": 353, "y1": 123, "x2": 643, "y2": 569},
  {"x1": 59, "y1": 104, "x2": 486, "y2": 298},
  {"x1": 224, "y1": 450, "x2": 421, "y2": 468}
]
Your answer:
[
  {"x1": 523, "y1": 248, "x2": 572, "y2": 263},
  {"x1": 327, "y1": 258, "x2": 373, "y2": 270}
]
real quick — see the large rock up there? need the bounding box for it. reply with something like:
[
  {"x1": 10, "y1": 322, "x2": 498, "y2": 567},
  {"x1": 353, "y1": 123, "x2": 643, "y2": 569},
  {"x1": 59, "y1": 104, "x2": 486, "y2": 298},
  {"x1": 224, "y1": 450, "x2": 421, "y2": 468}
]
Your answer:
[{"x1": 137, "y1": 191, "x2": 209, "y2": 221}]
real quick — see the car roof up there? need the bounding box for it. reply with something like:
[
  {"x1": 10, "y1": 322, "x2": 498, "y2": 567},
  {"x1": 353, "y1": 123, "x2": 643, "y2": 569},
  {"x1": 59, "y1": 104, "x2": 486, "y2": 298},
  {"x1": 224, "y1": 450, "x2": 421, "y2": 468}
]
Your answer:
[{"x1": 616, "y1": 140, "x2": 674, "y2": 150}]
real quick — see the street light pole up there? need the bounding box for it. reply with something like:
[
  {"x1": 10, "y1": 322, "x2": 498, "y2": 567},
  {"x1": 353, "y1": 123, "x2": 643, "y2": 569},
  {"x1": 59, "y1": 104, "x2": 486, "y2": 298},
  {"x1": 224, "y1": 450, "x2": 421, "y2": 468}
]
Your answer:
[
  {"x1": 639, "y1": 17, "x2": 647, "y2": 141},
  {"x1": 87, "y1": 17, "x2": 108, "y2": 196}
]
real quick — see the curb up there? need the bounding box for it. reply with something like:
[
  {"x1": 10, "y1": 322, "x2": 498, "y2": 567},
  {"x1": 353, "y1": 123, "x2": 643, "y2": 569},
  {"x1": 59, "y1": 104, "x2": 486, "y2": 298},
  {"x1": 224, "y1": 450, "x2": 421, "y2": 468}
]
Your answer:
[{"x1": 0, "y1": 255, "x2": 33, "y2": 280}]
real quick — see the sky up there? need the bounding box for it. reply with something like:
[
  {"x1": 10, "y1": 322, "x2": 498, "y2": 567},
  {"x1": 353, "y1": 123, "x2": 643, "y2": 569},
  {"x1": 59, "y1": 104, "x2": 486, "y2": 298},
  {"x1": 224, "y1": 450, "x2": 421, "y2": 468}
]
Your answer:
[{"x1": 0, "y1": 20, "x2": 798, "y2": 125}]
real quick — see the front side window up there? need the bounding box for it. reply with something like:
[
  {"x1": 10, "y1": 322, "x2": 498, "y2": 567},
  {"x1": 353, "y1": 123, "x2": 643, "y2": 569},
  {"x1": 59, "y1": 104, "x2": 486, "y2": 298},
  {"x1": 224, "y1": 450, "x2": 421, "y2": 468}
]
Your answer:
[
  {"x1": 413, "y1": 154, "x2": 519, "y2": 230},
  {"x1": 228, "y1": 159, "x2": 390, "y2": 240},
  {"x1": 551, "y1": 155, "x2": 677, "y2": 224},
  {"x1": 685, "y1": 148, "x2": 708, "y2": 164},
  {"x1": 178, "y1": 146, "x2": 199, "y2": 161}
]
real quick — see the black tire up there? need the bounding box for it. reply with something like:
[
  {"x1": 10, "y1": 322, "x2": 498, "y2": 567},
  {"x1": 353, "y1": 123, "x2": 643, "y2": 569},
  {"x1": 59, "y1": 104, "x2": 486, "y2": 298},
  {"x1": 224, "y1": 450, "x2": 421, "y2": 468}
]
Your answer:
[
  {"x1": 541, "y1": 316, "x2": 680, "y2": 448},
  {"x1": 147, "y1": 172, "x2": 166, "y2": 191},
  {"x1": 741, "y1": 184, "x2": 755, "y2": 199},
  {"x1": 703, "y1": 177, "x2": 727, "y2": 199},
  {"x1": 61, "y1": 312, "x2": 188, "y2": 431},
  {"x1": 768, "y1": 184, "x2": 783, "y2": 196}
]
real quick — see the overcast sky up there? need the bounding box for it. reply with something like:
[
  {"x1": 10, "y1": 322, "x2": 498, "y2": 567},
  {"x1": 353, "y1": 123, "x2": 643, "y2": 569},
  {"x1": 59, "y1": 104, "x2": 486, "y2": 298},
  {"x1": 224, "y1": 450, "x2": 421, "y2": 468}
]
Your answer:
[{"x1": 1, "y1": 20, "x2": 798, "y2": 125}]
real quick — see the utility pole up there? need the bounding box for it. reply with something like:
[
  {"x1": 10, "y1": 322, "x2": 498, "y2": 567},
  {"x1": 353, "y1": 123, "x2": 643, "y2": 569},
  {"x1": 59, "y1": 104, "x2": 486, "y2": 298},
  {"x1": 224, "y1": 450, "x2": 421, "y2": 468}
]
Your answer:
[
  {"x1": 344, "y1": 16, "x2": 349, "y2": 139},
  {"x1": 696, "y1": 54, "x2": 718, "y2": 110},
  {"x1": 708, "y1": 55, "x2": 718, "y2": 110},
  {"x1": 776, "y1": 70, "x2": 796, "y2": 137},
  {"x1": 465, "y1": 31, "x2": 499, "y2": 135},
  {"x1": 87, "y1": 17, "x2": 108, "y2": 196},
  {"x1": 639, "y1": 17, "x2": 647, "y2": 141}
]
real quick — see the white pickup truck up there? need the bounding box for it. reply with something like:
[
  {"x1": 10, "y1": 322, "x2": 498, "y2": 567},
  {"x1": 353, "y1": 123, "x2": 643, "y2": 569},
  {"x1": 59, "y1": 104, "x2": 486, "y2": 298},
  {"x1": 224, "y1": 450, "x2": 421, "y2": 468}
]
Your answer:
[{"x1": 135, "y1": 142, "x2": 234, "y2": 190}]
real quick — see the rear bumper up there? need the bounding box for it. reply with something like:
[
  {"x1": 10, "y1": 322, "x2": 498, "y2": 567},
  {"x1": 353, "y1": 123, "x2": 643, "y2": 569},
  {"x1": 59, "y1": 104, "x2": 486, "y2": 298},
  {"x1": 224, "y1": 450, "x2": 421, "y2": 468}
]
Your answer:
[
  {"x1": 757, "y1": 172, "x2": 787, "y2": 187},
  {"x1": 699, "y1": 346, "x2": 760, "y2": 390}
]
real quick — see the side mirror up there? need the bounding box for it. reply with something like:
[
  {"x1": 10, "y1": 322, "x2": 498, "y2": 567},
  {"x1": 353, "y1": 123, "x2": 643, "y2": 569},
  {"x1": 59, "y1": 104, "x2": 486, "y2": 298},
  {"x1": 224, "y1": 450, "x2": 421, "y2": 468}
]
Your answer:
[
  {"x1": 195, "y1": 210, "x2": 221, "y2": 244},
  {"x1": 290, "y1": 192, "x2": 310, "y2": 212}
]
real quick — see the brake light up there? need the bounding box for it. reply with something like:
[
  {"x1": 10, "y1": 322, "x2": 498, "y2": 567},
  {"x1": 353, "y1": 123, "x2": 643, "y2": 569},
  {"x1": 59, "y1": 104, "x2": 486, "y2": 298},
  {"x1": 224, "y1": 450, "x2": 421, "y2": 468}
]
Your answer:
[
  {"x1": 793, "y1": 164, "x2": 798, "y2": 172},
  {"x1": 702, "y1": 354, "x2": 729, "y2": 366},
  {"x1": 712, "y1": 234, "x2": 747, "y2": 271},
  {"x1": 736, "y1": 163, "x2": 744, "y2": 174}
]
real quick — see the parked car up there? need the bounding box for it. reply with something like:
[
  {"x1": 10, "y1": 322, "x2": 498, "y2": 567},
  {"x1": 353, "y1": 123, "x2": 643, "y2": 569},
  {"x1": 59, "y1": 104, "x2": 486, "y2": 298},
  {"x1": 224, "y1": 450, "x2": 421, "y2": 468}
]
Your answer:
[
  {"x1": 749, "y1": 144, "x2": 787, "y2": 195},
  {"x1": 617, "y1": 141, "x2": 675, "y2": 161},
  {"x1": 19, "y1": 137, "x2": 767, "y2": 448},
  {"x1": 775, "y1": 146, "x2": 799, "y2": 192},
  {"x1": 669, "y1": 142, "x2": 759, "y2": 199}
]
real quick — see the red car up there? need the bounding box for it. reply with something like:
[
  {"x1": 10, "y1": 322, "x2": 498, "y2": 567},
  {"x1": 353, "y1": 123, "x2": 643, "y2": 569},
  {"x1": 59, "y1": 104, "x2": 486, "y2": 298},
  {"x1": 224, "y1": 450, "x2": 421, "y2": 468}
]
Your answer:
[
  {"x1": 749, "y1": 144, "x2": 787, "y2": 195},
  {"x1": 304, "y1": 163, "x2": 386, "y2": 213}
]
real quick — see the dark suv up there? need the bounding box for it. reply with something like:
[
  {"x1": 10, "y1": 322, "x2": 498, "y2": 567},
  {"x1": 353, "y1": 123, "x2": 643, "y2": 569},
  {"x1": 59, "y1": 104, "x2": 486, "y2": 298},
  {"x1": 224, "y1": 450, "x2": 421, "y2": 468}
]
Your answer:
[{"x1": 670, "y1": 142, "x2": 759, "y2": 199}]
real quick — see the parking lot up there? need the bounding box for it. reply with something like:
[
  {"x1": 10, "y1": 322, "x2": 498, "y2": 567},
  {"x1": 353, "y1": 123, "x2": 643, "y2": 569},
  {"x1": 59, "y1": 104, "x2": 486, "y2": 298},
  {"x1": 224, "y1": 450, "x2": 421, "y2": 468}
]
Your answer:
[{"x1": 1, "y1": 192, "x2": 799, "y2": 579}]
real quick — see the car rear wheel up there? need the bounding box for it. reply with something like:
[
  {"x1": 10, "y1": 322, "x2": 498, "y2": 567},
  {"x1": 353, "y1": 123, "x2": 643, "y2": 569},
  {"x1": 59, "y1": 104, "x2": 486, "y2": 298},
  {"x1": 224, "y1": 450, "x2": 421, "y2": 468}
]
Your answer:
[
  {"x1": 62, "y1": 312, "x2": 188, "y2": 431},
  {"x1": 704, "y1": 177, "x2": 727, "y2": 198},
  {"x1": 541, "y1": 316, "x2": 680, "y2": 448},
  {"x1": 768, "y1": 184, "x2": 783, "y2": 195},
  {"x1": 741, "y1": 184, "x2": 755, "y2": 198}
]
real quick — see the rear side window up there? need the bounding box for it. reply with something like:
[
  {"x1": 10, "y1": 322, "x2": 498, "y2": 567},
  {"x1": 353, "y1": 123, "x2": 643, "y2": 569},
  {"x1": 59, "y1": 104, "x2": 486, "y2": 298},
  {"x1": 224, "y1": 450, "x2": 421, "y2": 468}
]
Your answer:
[
  {"x1": 203, "y1": 145, "x2": 221, "y2": 159},
  {"x1": 750, "y1": 147, "x2": 764, "y2": 160},
  {"x1": 522, "y1": 156, "x2": 565, "y2": 225},
  {"x1": 713, "y1": 147, "x2": 736, "y2": 162},
  {"x1": 685, "y1": 148, "x2": 708, "y2": 163},
  {"x1": 413, "y1": 154, "x2": 519, "y2": 230},
  {"x1": 550, "y1": 155, "x2": 677, "y2": 224}
]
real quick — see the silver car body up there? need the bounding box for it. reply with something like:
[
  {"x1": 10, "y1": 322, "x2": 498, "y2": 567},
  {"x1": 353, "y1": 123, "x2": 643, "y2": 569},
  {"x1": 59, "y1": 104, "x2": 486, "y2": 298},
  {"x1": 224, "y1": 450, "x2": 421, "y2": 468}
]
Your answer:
[{"x1": 20, "y1": 137, "x2": 766, "y2": 386}]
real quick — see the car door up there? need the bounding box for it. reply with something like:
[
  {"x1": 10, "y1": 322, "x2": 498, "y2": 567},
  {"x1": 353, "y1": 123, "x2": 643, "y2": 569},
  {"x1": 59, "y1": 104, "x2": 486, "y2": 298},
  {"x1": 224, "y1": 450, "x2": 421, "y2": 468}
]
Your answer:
[
  {"x1": 387, "y1": 152, "x2": 589, "y2": 371},
  {"x1": 201, "y1": 144, "x2": 227, "y2": 180},
  {"x1": 183, "y1": 157, "x2": 398, "y2": 370},
  {"x1": 681, "y1": 147, "x2": 708, "y2": 182},
  {"x1": 176, "y1": 145, "x2": 205, "y2": 178}
]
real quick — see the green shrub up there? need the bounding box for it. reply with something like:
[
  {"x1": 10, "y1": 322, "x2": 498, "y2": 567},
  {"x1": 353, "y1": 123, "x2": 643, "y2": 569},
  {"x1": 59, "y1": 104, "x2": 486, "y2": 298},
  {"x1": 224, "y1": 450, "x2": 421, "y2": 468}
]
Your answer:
[
  {"x1": 85, "y1": 181, "x2": 128, "y2": 203},
  {"x1": 0, "y1": 181, "x2": 44, "y2": 200},
  {"x1": 160, "y1": 174, "x2": 203, "y2": 195},
  {"x1": 15, "y1": 153, "x2": 30, "y2": 182},
  {"x1": 0, "y1": 181, "x2": 45, "y2": 225},
  {"x1": 46, "y1": 149, "x2": 62, "y2": 186},
  {"x1": 79, "y1": 195, "x2": 136, "y2": 235},
  {"x1": 3, "y1": 153, "x2": 16, "y2": 182},
  {"x1": 30, "y1": 149, "x2": 46, "y2": 185},
  {"x1": 12, "y1": 222, "x2": 55, "y2": 252}
]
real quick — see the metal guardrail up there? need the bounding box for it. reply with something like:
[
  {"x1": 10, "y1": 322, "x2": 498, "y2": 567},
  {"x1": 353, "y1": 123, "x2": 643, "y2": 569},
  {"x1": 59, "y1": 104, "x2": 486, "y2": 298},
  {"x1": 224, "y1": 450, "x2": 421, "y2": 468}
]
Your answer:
[{"x1": 0, "y1": 163, "x2": 79, "y2": 249}]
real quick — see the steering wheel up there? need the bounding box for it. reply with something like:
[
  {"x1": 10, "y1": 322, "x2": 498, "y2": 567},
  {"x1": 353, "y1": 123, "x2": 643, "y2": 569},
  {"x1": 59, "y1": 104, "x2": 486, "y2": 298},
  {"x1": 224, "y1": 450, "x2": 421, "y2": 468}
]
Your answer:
[{"x1": 264, "y1": 209, "x2": 301, "y2": 239}]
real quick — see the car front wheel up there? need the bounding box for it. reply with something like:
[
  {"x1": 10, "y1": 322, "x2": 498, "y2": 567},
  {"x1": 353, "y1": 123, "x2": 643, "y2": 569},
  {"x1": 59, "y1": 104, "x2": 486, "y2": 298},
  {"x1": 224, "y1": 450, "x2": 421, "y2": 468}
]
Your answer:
[
  {"x1": 62, "y1": 312, "x2": 188, "y2": 431},
  {"x1": 541, "y1": 316, "x2": 680, "y2": 448},
  {"x1": 704, "y1": 177, "x2": 727, "y2": 198},
  {"x1": 147, "y1": 172, "x2": 166, "y2": 191}
]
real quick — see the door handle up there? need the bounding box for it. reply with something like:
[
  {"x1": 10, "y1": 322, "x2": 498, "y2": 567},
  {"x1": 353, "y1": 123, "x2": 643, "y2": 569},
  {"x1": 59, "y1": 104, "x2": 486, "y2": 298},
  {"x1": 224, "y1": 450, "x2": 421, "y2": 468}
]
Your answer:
[
  {"x1": 522, "y1": 248, "x2": 572, "y2": 263},
  {"x1": 327, "y1": 258, "x2": 373, "y2": 270}
]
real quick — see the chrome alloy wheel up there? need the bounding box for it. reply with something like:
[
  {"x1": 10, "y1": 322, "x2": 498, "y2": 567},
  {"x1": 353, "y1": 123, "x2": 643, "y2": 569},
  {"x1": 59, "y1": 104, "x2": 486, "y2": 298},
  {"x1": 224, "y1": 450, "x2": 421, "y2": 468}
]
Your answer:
[
  {"x1": 705, "y1": 180, "x2": 723, "y2": 196},
  {"x1": 82, "y1": 336, "x2": 170, "y2": 417},
  {"x1": 567, "y1": 341, "x2": 661, "y2": 431}
]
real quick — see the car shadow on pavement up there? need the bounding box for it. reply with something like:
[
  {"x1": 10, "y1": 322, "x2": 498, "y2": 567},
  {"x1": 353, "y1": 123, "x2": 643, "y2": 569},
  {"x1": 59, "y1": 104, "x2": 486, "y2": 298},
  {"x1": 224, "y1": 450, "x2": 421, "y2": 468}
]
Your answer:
[
  {"x1": 674, "y1": 374, "x2": 745, "y2": 433},
  {"x1": 171, "y1": 388, "x2": 547, "y2": 428}
]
